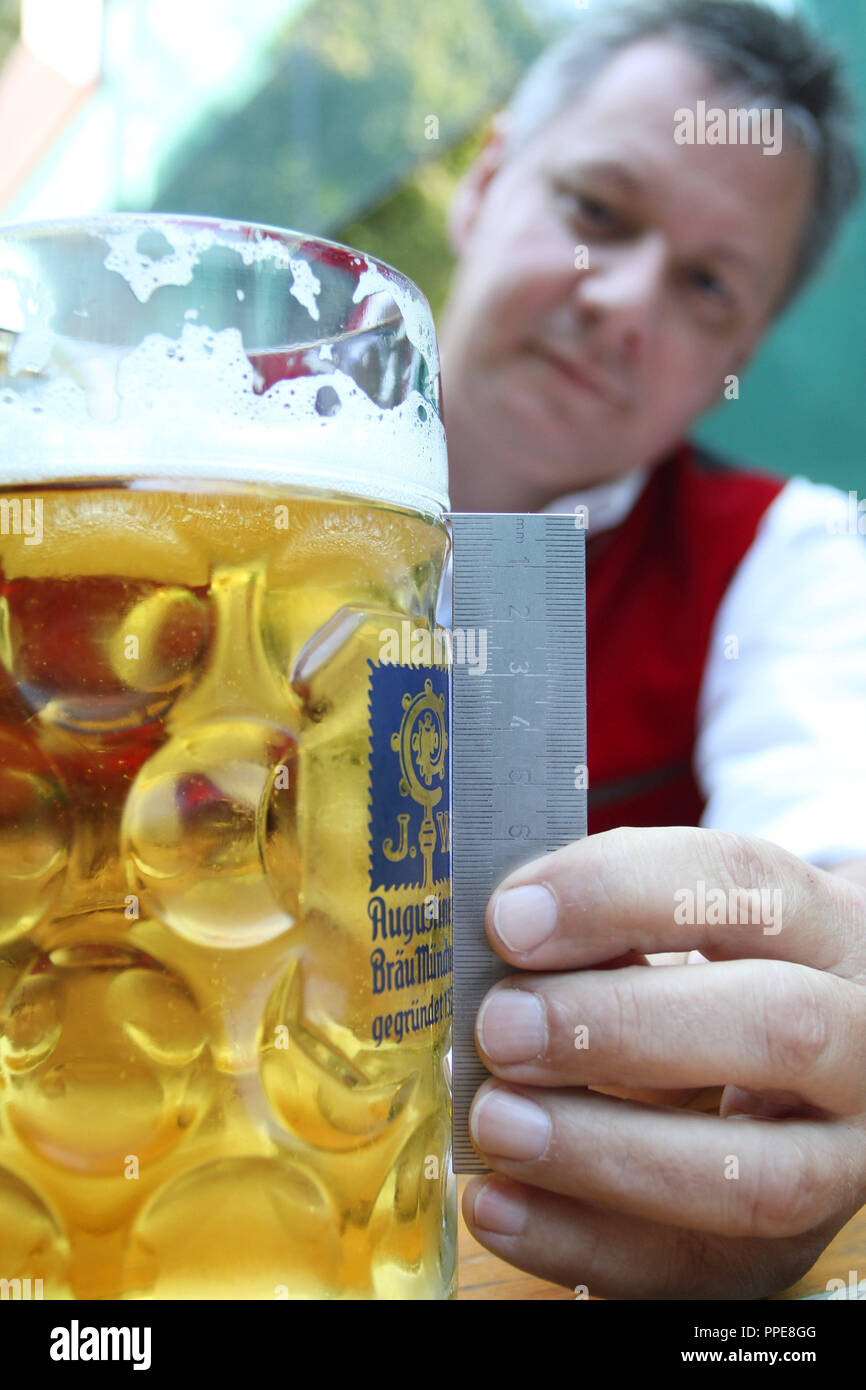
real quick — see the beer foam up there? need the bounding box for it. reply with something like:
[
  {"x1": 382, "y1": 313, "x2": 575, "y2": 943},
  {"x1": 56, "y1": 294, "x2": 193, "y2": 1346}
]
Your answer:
[
  {"x1": 0, "y1": 323, "x2": 448, "y2": 513},
  {"x1": 103, "y1": 223, "x2": 219, "y2": 302},
  {"x1": 0, "y1": 220, "x2": 448, "y2": 513},
  {"x1": 98, "y1": 220, "x2": 430, "y2": 366},
  {"x1": 103, "y1": 222, "x2": 326, "y2": 326},
  {"x1": 352, "y1": 261, "x2": 437, "y2": 380}
]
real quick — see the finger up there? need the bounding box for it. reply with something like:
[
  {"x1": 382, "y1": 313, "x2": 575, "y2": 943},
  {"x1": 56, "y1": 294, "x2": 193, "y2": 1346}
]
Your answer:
[
  {"x1": 484, "y1": 826, "x2": 866, "y2": 978},
  {"x1": 467, "y1": 1079, "x2": 865, "y2": 1238},
  {"x1": 473, "y1": 959, "x2": 866, "y2": 1113},
  {"x1": 583, "y1": 982, "x2": 709, "y2": 1115},
  {"x1": 461, "y1": 1176, "x2": 837, "y2": 1300}
]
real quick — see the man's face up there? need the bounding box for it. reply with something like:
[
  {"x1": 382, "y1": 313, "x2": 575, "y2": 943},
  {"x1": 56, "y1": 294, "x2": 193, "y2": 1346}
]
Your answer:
[{"x1": 439, "y1": 37, "x2": 816, "y2": 493}]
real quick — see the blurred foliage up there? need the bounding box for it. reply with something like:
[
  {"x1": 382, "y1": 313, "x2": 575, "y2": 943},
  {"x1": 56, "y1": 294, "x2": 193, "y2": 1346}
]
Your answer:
[
  {"x1": 0, "y1": 0, "x2": 18, "y2": 67},
  {"x1": 153, "y1": 0, "x2": 544, "y2": 238},
  {"x1": 272, "y1": 0, "x2": 538, "y2": 142},
  {"x1": 336, "y1": 121, "x2": 489, "y2": 319}
]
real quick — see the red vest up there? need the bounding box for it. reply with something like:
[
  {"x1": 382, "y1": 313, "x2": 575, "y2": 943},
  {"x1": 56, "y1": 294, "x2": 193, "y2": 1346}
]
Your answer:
[{"x1": 587, "y1": 441, "x2": 785, "y2": 834}]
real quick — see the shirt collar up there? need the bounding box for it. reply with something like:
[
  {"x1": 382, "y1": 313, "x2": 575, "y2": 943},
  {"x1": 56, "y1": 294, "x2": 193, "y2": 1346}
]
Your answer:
[
  {"x1": 438, "y1": 467, "x2": 653, "y2": 627},
  {"x1": 537, "y1": 466, "x2": 650, "y2": 533}
]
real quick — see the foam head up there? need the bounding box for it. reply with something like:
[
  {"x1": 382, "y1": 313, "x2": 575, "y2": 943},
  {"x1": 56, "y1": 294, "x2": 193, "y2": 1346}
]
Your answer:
[{"x1": 0, "y1": 215, "x2": 449, "y2": 514}]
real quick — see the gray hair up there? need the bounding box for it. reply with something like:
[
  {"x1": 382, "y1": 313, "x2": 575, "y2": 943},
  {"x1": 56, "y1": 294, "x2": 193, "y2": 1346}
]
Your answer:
[{"x1": 499, "y1": 0, "x2": 861, "y2": 312}]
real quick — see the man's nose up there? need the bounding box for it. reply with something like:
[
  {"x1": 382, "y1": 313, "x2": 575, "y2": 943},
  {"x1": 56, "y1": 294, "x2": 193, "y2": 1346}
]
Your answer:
[{"x1": 573, "y1": 233, "x2": 668, "y2": 361}]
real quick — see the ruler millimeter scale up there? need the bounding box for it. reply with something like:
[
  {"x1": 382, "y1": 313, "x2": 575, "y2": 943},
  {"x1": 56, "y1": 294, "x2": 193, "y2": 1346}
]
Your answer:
[{"x1": 449, "y1": 513, "x2": 586, "y2": 1174}]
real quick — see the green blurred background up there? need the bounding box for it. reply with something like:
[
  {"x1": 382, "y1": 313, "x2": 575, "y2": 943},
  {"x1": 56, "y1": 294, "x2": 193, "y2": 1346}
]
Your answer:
[{"x1": 0, "y1": 0, "x2": 862, "y2": 489}]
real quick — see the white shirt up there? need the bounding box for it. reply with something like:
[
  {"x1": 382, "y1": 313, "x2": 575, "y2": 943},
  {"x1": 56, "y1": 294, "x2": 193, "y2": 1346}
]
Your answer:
[{"x1": 442, "y1": 469, "x2": 866, "y2": 868}]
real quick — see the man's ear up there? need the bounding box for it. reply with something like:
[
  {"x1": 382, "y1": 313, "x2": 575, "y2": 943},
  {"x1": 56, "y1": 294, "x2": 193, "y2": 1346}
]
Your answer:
[{"x1": 447, "y1": 112, "x2": 511, "y2": 256}]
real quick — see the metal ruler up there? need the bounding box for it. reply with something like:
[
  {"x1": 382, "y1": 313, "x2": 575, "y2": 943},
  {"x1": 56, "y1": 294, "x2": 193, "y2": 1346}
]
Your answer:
[{"x1": 448, "y1": 512, "x2": 586, "y2": 1173}]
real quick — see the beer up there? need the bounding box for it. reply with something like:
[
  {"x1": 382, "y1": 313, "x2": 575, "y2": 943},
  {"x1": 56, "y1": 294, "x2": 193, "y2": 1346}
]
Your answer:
[
  {"x1": 0, "y1": 481, "x2": 454, "y2": 1299},
  {"x1": 0, "y1": 214, "x2": 455, "y2": 1298}
]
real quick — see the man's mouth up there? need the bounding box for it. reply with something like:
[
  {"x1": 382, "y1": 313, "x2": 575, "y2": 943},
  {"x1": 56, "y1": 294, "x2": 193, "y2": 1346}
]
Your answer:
[{"x1": 531, "y1": 343, "x2": 626, "y2": 407}]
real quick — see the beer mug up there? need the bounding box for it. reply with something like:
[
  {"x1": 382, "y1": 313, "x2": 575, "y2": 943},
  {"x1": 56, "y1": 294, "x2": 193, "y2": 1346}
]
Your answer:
[{"x1": 0, "y1": 216, "x2": 455, "y2": 1300}]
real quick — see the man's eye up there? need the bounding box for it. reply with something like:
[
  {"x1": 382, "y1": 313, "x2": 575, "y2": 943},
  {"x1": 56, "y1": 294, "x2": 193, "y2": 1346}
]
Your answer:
[
  {"x1": 690, "y1": 266, "x2": 728, "y2": 300},
  {"x1": 573, "y1": 194, "x2": 615, "y2": 227},
  {"x1": 555, "y1": 184, "x2": 617, "y2": 229}
]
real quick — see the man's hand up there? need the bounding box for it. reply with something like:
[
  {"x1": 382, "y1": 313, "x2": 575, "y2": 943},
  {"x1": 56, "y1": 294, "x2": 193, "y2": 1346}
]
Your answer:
[{"x1": 462, "y1": 826, "x2": 866, "y2": 1299}]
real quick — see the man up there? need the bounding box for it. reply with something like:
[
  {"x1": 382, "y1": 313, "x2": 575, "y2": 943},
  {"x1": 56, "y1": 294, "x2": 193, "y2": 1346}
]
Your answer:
[{"x1": 437, "y1": 0, "x2": 866, "y2": 1298}]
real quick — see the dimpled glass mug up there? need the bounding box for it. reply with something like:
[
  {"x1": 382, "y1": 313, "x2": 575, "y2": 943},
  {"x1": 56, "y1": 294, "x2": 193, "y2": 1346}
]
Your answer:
[{"x1": 0, "y1": 215, "x2": 455, "y2": 1300}]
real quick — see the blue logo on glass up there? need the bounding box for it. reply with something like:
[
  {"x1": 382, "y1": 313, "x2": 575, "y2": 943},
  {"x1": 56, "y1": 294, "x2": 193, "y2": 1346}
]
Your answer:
[{"x1": 368, "y1": 662, "x2": 450, "y2": 892}]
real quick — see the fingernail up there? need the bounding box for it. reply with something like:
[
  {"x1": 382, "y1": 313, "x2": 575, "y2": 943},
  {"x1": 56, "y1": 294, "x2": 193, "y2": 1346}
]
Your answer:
[
  {"x1": 472, "y1": 1180, "x2": 528, "y2": 1236},
  {"x1": 477, "y1": 990, "x2": 546, "y2": 1063},
  {"x1": 471, "y1": 1088, "x2": 551, "y2": 1160},
  {"x1": 492, "y1": 883, "x2": 558, "y2": 953}
]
